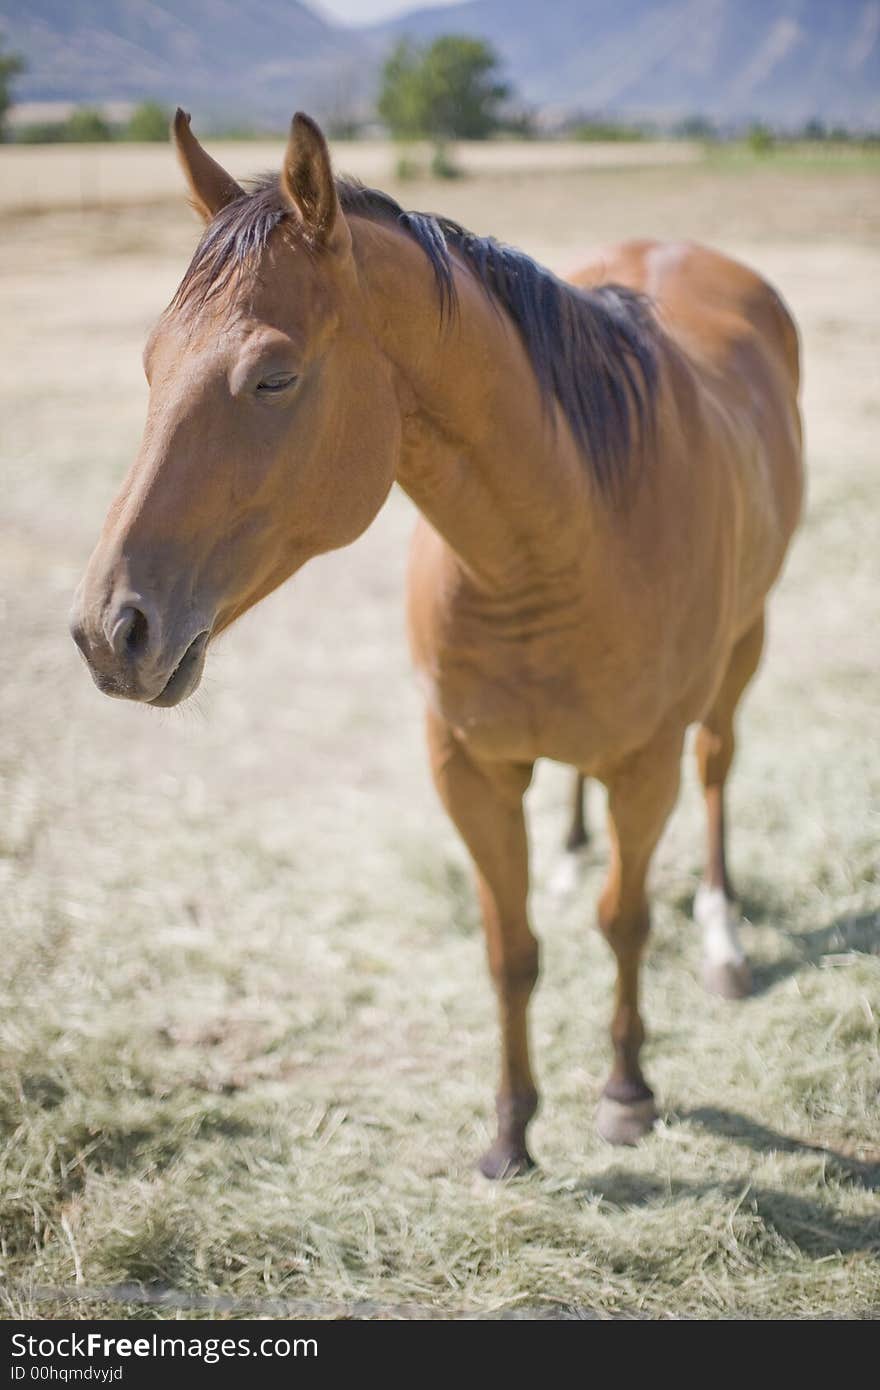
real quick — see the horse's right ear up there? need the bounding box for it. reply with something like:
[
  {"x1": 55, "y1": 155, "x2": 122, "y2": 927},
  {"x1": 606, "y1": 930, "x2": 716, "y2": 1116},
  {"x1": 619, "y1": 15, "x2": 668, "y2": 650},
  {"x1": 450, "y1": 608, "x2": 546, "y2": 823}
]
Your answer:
[{"x1": 171, "y1": 109, "x2": 244, "y2": 222}]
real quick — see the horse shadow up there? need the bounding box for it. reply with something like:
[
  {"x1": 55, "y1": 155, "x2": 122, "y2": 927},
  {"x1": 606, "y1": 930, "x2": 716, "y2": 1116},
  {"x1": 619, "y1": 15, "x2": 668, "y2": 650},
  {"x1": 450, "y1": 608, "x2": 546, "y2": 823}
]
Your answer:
[
  {"x1": 681, "y1": 1104, "x2": 880, "y2": 1191},
  {"x1": 581, "y1": 1170, "x2": 878, "y2": 1258},
  {"x1": 561, "y1": 1103, "x2": 880, "y2": 1260},
  {"x1": 741, "y1": 902, "x2": 879, "y2": 994}
]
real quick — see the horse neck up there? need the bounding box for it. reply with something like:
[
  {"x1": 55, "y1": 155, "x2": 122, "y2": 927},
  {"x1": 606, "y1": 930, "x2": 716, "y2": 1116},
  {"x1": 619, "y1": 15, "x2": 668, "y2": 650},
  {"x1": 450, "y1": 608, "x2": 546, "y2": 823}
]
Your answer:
[{"x1": 352, "y1": 218, "x2": 595, "y2": 596}]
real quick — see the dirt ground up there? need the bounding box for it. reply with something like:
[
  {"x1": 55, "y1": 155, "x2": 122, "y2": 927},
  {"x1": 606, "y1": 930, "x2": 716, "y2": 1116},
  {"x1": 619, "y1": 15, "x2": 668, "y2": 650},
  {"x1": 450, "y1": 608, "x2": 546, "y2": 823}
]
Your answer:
[
  {"x1": 0, "y1": 137, "x2": 703, "y2": 214},
  {"x1": 1, "y1": 148, "x2": 878, "y2": 1318}
]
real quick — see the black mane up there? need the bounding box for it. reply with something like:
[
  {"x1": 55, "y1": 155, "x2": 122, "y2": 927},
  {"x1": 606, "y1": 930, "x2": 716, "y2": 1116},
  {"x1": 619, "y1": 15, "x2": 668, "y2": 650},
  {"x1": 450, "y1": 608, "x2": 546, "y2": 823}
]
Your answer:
[{"x1": 174, "y1": 174, "x2": 660, "y2": 498}]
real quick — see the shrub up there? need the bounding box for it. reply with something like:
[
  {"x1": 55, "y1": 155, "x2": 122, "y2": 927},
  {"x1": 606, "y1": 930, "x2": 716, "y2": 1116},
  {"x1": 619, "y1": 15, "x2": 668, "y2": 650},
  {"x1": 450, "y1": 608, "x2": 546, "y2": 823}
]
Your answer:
[{"x1": 125, "y1": 102, "x2": 171, "y2": 142}]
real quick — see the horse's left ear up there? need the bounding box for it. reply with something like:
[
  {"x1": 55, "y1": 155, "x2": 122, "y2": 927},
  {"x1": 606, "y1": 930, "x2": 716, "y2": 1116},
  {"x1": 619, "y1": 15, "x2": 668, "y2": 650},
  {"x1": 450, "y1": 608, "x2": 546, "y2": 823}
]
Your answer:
[{"x1": 280, "y1": 112, "x2": 351, "y2": 257}]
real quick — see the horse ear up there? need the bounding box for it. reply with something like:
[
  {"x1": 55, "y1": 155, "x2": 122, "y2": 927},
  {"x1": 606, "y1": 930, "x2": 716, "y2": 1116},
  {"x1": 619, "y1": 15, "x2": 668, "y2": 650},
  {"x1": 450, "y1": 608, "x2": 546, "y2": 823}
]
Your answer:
[
  {"x1": 172, "y1": 108, "x2": 244, "y2": 222},
  {"x1": 280, "y1": 112, "x2": 351, "y2": 257}
]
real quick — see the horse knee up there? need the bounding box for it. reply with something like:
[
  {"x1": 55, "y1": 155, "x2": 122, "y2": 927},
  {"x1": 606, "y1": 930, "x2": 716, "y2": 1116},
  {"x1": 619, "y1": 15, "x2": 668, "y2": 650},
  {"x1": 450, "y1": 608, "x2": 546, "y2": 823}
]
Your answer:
[
  {"x1": 597, "y1": 896, "x2": 650, "y2": 954},
  {"x1": 696, "y1": 724, "x2": 734, "y2": 789},
  {"x1": 490, "y1": 945, "x2": 539, "y2": 995}
]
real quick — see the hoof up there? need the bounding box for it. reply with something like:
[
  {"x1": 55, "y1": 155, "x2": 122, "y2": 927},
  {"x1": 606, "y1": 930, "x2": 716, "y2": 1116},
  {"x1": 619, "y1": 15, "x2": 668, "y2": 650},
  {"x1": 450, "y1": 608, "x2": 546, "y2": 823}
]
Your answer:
[
  {"x1": 596, "y1": 1093, "x2": 657, "y2": 1146},
  {"x1": 478, "y1": 1143, "x2": 535, "y2": 1180},
  {"x1": 702, "y1": 957, "x2": 752, "y2": 1000}
]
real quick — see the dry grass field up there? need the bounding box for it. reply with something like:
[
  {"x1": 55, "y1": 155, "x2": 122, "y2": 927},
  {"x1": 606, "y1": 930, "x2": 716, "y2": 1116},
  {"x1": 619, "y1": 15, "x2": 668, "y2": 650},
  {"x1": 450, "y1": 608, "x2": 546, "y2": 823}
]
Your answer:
[{"x1": 1, "y1": 144, "x2": 879, "y2": 1319}]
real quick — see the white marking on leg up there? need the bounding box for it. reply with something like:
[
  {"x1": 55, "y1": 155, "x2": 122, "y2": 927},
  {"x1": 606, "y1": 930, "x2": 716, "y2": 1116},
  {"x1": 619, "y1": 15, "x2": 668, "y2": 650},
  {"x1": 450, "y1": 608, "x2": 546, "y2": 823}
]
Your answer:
[
  {"x1": 694, "y1": 883, "x2": 746, "y2": 967},
  {"x1": 547, "y1": 851, "x2": 584, "y2": 898}
]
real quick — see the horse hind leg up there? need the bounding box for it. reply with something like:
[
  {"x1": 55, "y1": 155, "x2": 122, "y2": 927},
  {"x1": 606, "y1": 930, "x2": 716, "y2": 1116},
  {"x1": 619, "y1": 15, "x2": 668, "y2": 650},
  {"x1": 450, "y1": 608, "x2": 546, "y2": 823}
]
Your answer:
[
  {"x1": 694, "y1": 614, "x2": 765, "y2": 999},
  {"x1": 565, "y1": 772, "x2": 589, "y2": 851},
  {"x1": 548, "y1": 772, "x2": 591, "y2": 898}
]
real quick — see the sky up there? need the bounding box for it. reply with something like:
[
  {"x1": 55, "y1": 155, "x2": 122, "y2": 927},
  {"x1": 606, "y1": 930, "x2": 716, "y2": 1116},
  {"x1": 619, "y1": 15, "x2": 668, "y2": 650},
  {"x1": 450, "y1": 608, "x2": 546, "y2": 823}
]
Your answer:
[{"x1": 315, "y1": 0, "x2": 463, "y2": 25}]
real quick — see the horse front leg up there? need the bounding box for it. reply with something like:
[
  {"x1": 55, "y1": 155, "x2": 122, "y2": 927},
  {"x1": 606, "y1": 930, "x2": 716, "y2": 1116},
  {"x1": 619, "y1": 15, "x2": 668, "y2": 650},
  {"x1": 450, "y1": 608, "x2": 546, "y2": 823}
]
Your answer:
[
  {"x1": 596, "y1": 728, "x2": 683, "y2": 1145},
  {"x1": 426, "y1": 710, "x2": 538, "y2": 1178}
]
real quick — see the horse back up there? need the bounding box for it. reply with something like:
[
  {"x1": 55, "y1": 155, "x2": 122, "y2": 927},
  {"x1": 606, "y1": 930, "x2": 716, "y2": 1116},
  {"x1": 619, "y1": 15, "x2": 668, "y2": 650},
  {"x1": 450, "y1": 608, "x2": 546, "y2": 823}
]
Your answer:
[
  {"x1": 571, "y1": 239, "x2": 804, "y2": 617},
  {"x1": 568, "y1": 238, "x2": 800, "y2": 395}
]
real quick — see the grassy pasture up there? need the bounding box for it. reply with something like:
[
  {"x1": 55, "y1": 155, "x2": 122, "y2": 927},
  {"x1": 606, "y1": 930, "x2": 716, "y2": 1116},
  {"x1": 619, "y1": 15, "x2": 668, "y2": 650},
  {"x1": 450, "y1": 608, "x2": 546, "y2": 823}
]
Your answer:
[{"x1": 0, "y1": 146, "x2": 878, "y2": 1319}]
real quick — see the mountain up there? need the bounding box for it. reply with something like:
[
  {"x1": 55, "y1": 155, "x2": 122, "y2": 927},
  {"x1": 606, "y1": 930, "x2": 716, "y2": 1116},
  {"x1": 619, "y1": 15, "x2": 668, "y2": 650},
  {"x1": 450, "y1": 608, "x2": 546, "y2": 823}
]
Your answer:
[
  {"x1": 2, "y1": 0, "x2": 878, "y2": 129},
  {"x1": 373, "y1": 0, "x2": 880, "y2": 128},
  {"x1": 0, "y1": 0, "x2": 369, "y2": 127}
]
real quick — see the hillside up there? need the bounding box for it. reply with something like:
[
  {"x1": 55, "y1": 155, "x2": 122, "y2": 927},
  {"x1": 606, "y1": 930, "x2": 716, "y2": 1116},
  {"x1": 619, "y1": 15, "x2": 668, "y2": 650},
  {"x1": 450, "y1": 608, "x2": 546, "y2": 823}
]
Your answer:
[
  {"x1": 375, "y1": 0, "x2": 880, "y2": 127},
  {"x1": 0, "y1": 0, "x2": 367, "y2": 127},
  {"x1": 2, "y1": 0, "x2": 878, "y2": 128}
]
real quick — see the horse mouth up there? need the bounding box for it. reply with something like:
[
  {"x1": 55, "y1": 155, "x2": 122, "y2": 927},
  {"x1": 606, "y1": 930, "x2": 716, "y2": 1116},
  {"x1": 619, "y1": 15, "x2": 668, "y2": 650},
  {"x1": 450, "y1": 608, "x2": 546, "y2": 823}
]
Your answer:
[{"x1": 149, "y1": 630, "x2": 210, "y2": 708}]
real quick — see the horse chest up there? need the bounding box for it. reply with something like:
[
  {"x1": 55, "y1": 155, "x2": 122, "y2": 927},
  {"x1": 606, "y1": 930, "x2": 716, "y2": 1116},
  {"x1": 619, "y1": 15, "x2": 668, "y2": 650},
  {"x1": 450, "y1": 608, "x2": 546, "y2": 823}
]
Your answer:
[
  {"x1": 423, "y1": 661, "x2": 539, "y2": 761},
  {"x1": 414, "y1": 593, "x2": 703, "y2": 771},
  {"x1": 416, "y1": 622, "x2": 610, "y2": 767}
]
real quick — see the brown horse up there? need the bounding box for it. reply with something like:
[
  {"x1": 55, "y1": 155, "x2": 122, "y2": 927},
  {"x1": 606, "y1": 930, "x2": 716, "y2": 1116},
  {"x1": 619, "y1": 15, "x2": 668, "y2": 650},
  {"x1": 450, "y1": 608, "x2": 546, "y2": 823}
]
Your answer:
[{"x1": 71, "y1": 112, "x2": 803, "y2": 1177}]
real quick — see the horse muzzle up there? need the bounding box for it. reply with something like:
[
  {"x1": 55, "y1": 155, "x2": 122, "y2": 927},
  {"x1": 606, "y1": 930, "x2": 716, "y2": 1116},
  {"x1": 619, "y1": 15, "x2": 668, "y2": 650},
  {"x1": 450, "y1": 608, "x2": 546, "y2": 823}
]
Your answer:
[
  {"x1": 70, "y1": 588, "x2": 212, "y2": 708},
  {"x1": 147, "y1": 629, "x2": 210, "y2": 707}
]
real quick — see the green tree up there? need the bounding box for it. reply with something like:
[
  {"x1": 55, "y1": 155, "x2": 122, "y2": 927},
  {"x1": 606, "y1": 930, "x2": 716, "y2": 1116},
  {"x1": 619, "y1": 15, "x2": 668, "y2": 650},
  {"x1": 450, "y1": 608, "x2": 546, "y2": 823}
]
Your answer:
[
  {"x1": 17, "y1": 121, "x2": 66, "y2": 143},
  {"x1": 379, "y1": 35, "x2": 508, "y2": 141},
  {"x1": 746, "y1": 121, "x2": 774, "y2": 155},
  {"x1": 0, "y1": 37, "x2": 25, "y2": 141},
  {"x1": 125, "y1": 101, "x2": 171, "y2": 142},
  {"x1": 674, "y1": 114, "x2": 717, "y2": 141},
  {"x1": 377, "y1": 40, "x2": 423, "y2": 139},
  {"x1": 801, "y1": 118, "x2": 826, "y2": 141},
  {"x1": 65, "y1": 106, "x2": 113, "y2": 142}
]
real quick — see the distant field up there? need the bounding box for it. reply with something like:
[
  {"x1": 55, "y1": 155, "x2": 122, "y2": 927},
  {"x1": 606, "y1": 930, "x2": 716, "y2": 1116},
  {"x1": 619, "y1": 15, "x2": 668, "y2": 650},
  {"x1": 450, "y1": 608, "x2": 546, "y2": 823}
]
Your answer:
[
  {"x1": 1, "y1": 138, "x2": 876, "y2": 218},
  {"x1": 0, "y1": 150, "x2": 878, "y2": 1319},
  {"x1": 0, "y1": 138, "x2": 705, "y2": 215}
]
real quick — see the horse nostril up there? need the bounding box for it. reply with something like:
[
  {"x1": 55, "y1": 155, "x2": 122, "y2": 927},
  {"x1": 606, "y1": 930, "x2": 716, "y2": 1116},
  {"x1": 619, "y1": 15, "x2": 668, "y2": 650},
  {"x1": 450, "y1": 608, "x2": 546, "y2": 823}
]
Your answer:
[{"x1": 110, "y1": 605, "x2": 149, "y2": 661}]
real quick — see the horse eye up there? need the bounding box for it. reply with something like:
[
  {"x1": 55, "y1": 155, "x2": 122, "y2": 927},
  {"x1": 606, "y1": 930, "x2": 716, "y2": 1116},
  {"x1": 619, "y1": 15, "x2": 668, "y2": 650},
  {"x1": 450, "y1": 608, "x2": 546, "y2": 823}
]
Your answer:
[{"x1": 256, "y1": 373, "x2": 297, "y2": 395}]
